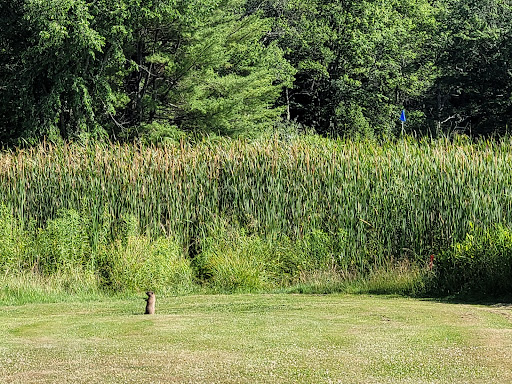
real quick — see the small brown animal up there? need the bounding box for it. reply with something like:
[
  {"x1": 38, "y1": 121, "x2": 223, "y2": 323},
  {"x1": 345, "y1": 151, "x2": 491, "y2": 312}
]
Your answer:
[{"x1": 145, "y1": 291, "x2": 155, "y2": 315}]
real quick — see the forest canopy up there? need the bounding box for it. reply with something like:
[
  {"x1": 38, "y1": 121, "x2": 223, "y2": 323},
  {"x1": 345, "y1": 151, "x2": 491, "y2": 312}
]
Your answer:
[{"x1": 1, "y1": 0, "x2": 512, "y2": 145}]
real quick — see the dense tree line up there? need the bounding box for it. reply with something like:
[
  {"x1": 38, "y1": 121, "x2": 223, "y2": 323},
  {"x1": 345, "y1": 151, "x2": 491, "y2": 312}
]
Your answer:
[{"x1": 1, "y1": 0, "x2": 512, "y2": 145}]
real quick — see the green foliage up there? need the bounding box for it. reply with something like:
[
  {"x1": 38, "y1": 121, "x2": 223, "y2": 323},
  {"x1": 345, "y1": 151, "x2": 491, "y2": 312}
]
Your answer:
[
  {"x1": 98, "y1": 235, "x2": 195, "y2": 294},
  {"x1": 134, "y1": 122, "x2": 186, "y2": 145},
  {"x1": 427, "y1": 0, "x2": 512, "y2": 135},
  {"x1": 0, "y1": 206, "x2": 25, "y2": 273},
  {"x1": 165, "y1": 5, "x2": 293, "y2": 137},
  {"x1": 194, "y1": 222, "x2": 349, "y2": 292},
  {"x1": 0, "y1": 0, "x2": 293, "y2": 144},
  {"x1": 117, "y1": 0, "x2": 292, "y2": 138},
  {"x1": 3, "y1": 136, "x2": 512, "y2": 268},
  {"x1": 0, "y1": 208, "x2": 100, "y2": 295},
  {"x1": 32, "y1": 209, "x2": 92, "y2": 275},
  {"x1": 3, "y1": 0, "x2": 512, "y2": 141},
  {"x1": 355, "y1": 261, "x2": 427, "y2": 296},
  {"x1": 29, "y1": 211, "x2": 97, "y2": 292},
  {"x1": 195, "y1": 224, "x2": 276, "y2": 292},
  {"x1": 0, "y1": 207, "x2": 195, "y2": 294},
  {"x1": 300, "y1": 229, "x2": 346, "y2": 271},
  {"x1": 3, "y1": 137, "x2": 512, "y2": 296},
  {"x1": 258, "y1": 0, "x2": 438, "y2": 137},
  {"x1": 0, "y1": 272, "x2": 101, "y2": 304},
  {"x1": 287, "y1": 261, "x2": 426, "y2": 296},
  {"x1": 0, "y1": 0, "x2": 117, "y2": 143},
  {"x1": 434, "y1": 224, "x2": 512, "y2": 296}
]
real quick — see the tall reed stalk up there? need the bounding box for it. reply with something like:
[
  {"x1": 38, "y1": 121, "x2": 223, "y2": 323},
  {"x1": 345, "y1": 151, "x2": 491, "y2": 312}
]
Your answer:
[{"x1": 1, "y1": 136, "x2": 511, "y2": 270}]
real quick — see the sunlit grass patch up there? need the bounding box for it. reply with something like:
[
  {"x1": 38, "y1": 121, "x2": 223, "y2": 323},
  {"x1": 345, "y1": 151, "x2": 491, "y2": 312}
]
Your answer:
[{"x1": 1, "y1": 294, "x2": 511, "y2": 383}]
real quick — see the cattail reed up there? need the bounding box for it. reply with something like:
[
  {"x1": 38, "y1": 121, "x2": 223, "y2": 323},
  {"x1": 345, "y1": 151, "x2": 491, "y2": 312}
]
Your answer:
[{"x1": 0, "y1": 136, "x2": 511, "y2": 271}]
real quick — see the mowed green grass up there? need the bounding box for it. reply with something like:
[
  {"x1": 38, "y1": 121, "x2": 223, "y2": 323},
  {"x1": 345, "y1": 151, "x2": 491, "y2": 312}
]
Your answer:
[{"x1": 0, "y1": 294, "x2": 511, "y2": 384}]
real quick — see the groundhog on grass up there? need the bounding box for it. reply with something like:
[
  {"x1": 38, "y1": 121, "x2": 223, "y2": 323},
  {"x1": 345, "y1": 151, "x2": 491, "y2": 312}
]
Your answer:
[{"x1": 145, "y1": 291, "x2": 155, "y2": 315}]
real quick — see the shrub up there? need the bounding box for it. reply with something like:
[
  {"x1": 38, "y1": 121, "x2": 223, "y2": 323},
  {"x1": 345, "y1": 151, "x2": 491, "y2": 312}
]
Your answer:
[
  {"x1": 195, "y1": 224, "x2": 277, "y2": 292},
  {"x1": 194, "y1": 224, "x2": 349, "y2": 292},
  {"x1": 301, "y1": 229, "x2": 347, "y2": 270},
  {"x1": 98, "y1": 235, "x2": 195, "y2": 294},
  {"x1": 433, "y1": 224, "x2": 512, "y2": 296},
  {"x1": 32, "y1": 209, "x2": 92, "y2": 275}
]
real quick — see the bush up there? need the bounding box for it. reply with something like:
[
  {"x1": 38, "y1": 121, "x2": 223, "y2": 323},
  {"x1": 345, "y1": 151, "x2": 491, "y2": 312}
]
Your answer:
[
  {"x1": 32, "y1": 209, "x2": 92, "y2": 275},
  {"x1": 195, "y1": 224, "x2": 277, "y2": 292},
  {"x1": 302, "y1": 229, "x2": 347, "y2": 270},
  {"x1": 98, "y1": 235, "x2": 195, "y2": 294},
  {"x1": 194, "y1": 222, "x2": 350, "y2": 292},
  {"x1": 433, "y1": 224, "x2": 512, "y2": 296}
]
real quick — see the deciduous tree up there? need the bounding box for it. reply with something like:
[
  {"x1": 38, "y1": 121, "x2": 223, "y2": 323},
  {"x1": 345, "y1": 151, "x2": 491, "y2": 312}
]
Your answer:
[{"x1": 253, "y1": 0, "x2": 438, "y2": 137}]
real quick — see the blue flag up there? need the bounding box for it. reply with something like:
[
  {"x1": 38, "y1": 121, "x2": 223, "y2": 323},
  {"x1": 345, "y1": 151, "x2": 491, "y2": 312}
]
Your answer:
[{"x1": 400, "y1": 110, "x2": 406, "y2": 122}]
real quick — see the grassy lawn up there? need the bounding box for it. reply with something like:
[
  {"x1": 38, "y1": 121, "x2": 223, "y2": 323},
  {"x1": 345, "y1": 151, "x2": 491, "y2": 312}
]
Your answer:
[{"x1": 1, "y1": 294, "x2": 511, "y2": 383}]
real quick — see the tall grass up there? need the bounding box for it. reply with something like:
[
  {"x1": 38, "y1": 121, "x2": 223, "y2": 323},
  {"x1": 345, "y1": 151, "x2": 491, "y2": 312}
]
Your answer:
[{"x1": 1, "y1": 135, "x2": 512, "y2": 296}]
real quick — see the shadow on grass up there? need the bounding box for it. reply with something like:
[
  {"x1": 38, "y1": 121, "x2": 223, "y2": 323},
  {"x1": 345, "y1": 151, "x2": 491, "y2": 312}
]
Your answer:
[{"x1": 420, "y1": 293, "x2": 512, "y2": 307}]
